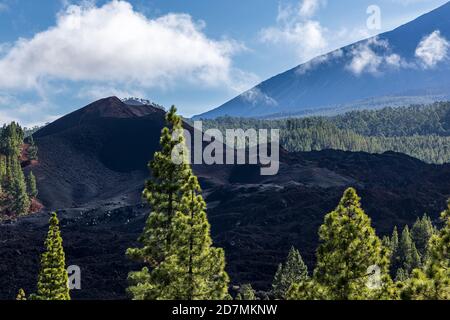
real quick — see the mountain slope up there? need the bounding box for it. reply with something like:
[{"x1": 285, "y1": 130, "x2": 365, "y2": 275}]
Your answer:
[
  {"x1": 196, "y1": 2, "x2": 450, "y2": 119},
  {"x1": 30, "y1": 97, "x2": 247, "y2": 209},
  {"x1": 30, "y1": 97, "x2": 166, "y2": 209},
  {"x1": 1, "y1": 97, "x2": 449, "y2": 299}
]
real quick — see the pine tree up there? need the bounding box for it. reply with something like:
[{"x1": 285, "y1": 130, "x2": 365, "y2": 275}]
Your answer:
[
  {"x1": 32, "y1": 212, "x2": 70, "y2": 300},
  {"x1": 272, "y1": 246, "x2": 308, "y2": 299},
  {"x1": 396, "y1": 226, "x2": 421, "y2": 275},
  {"x1": 390, "y1": 227, "x2": 399, "y2": 256},
  {"x1": 236, "y1": 284, "x2": 257, "y2": 300},
  {"x1": 402, "y1": 201, "x2": 450, "y2": 299},
  {"x1": 27, "y1": 135, "x2": 38, "y2": 161},
  {"x1": 0, "y1": 155, "x2": 6, "y2": 187},
  {"x1": 27, "y1": 171, "x2": 38, "y2": 198},
  {"x1": 127, "y1": 106, "x2": 191, "y2": 269},
  {"x1": 147, "y1": 174, "x2": 229, "y2": 300},
  {"x1": 127, "y1": 107, "x2": 229, "y2": 300},
  {"x1": 411, "y1": 214, "x2": 435, "y2": 259},
  {"x1": 4, "y1": 156, "x2": 14, "y2": 193},
  {"x1": 313, "y1": 188, "x2": 393, "y2": 300},
  {"x1": 390, "y1": 227, "x2": 400, "y2": 274},
  {"x1": 16, "y1": 288, "x2": 26, "y2": 300},
  {"x1": 287, "y1": 279, "x2": 329, "y2": 300},
  {"x1": 11, "y1": 157, "x2": 30, "y2": 216},
  {"x1": 395, "y1": 268, "x2": 408, "y2": 282},
  {"x1": 382, "y1": 235, "x2": 391, "y2": 250}
]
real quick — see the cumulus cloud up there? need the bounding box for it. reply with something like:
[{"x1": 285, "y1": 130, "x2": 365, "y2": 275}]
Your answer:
[
  {"x1": 346, "y1": 37, "x2": 412, "y2": 75},
  {"x1": 415, "y1": 30, "x2": 449, "y2": 68},
  {"x1": 241, "y1": 87, "x2": 278, "y2": 106},
  {"x1": 259, "y1": 0, "x2": 378, "y2": 65},
  {"x1": 0, "y1": 0, "x2": 248, "y2": 91},
  {"x1": 260, "y1": 0, "x2": 328, "y2": 61},
  {"x1": 347, "y1": 38, "x2": 387, "y2": 75}
]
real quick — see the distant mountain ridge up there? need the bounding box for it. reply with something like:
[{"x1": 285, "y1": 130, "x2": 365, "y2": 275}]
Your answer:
[{"x1": 196, "y1": 2, "x2": 450, "y2": 119}]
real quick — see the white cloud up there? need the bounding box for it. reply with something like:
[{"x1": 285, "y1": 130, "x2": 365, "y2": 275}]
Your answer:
[
  {"x1": 0, "y1": 0, "x2": 247, "y2": 91},
  {"x1": 296, "y1": 48, "x2": 343, "y2": 74},
  {"x1": 415, "y1": 30, "x2": 449, "y2": 68},
  {"x1": 298, "y1": 0, "x2": 326, "y2": 18},
  {"x1": 259, "y1": 0, "x2": 373, "y2": 64},
  {"x1": 260, "y1": 1, "x2": 328, "y2": 62},
  {"x1": 76, "y1": 85, "x2": 145, "y2": 101},
  {"x1": 241, "y1": 87, "x2": 278, "y2": 106},
  {"x1": 347, "y1": 38, "x2": 388, "y2": 75},
  {"x1": 260, "y1": 20, "x2": 327, "y2": 61},
  {"x1": 347, "y1": 30, "x2": 449, "y2": 75},
  {"x1": 346, "y1": 37, "x2": 412, "y2": 75},
  {"x1": 276, "y1": 0, "x2": 323, "y2": 22},
  {"x1": 385, "y1": 53, "x2": 402, "y2": 67}
]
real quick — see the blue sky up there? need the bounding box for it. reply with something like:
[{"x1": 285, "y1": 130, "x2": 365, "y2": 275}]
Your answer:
[{"x1": 0, "y1": 0, "x2": 448, "y2": 126}]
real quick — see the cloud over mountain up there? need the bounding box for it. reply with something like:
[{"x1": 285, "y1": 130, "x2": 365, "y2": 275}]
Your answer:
[
  {"x1": 0, "y1": 0, "x2": 246, "y2": 91},
  {"x1": 415, "y1": 30, "x2": 449, "y2": 68}
]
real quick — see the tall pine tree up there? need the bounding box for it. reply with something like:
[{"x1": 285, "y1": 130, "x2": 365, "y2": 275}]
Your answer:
[
  {"x1": 394, "y1": 226, "x2": 421, "y2": 278},
  {"x1": 127, "y1": 106, "x2": 190, "y2": 269},
  {"x1": 32, "y1": 212, "x2": 70, "y2": 300},
  {"x1": 389, "y1": 226, "x2": 400, "y2": 275},
  {"x1": 271, "y1": 246, "x2": 308, "y2": 299},
  {"x1": 27, "y1": 171, "x2": 38, "y2": 198},
  {"x1": 11, "y1": 157, "x2": 30, "y2": 216},
  {"x1": 313, "y1": 188, "x2": 394, "y2": 300},
  {"x1": 127, "y1": 106, "x2": 229, "y2": 300},
  {"x1": 151, "y1": 174, "x2": 230, "y2": 300},
  {"x1": 411, "y1": 214, "x2": 435, "y2": 259}
]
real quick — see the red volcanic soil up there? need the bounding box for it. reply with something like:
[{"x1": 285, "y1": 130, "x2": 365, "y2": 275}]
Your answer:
[{"x1": 30, "y1": 198, "x2": 44, "y2": 213}]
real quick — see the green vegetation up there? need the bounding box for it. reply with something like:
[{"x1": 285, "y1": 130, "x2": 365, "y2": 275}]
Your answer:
[
  {"x1": 127, "y1": 106, "x2": 229, "y2": 300},
  {"x1": 285, "y1": 189, "x2": 450, "y2": 300},
  {"x1": 236, "y1": 284, "x2": 257, "y2": 300},
  {"x1": 200, "y1": 102, "x2": 450, "y2": 164},
  {"x1": 287, "y1": 188, "x2": 395, "y2": 300},
  {"x1": 27, "y1": 171, "x2": 38, "y2": 198},
  {"x1": 271, "y1": 246, "x2": 308, "y2": 299},
  {"x1": 387, "y1": 215, "x2": 436, "y2": 281},
  {"x1": 26, "y1": 135, "x2": 38, "y2": 161},
  {"x1": 400, "y1": 202, "x2": 450, "y2": 299},
  {"x1": 16, "y1": 289, "x2": 26, "y2": 301},
  {"x1": 31, "y1": 212, "x2": 70, "y2": 300},
  {"x1": 0, "y1": 122, "x2": 38, "y2": 219}
]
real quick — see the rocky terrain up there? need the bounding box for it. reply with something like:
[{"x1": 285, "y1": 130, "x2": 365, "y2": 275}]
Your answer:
[{"x1": 1, "y1": 97, "x2": 449, "y2": 299}]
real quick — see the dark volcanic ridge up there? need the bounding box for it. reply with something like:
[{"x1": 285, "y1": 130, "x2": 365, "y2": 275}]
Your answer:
[{"x1": 1, "y1": 97, "x2": 449, "y2": 299}]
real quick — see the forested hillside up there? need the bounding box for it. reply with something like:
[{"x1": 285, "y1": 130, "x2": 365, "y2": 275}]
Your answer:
[
  {"x1": 200, "y1": 102, "x2": 450, "y2": 164},
  {"x1": 0, "y1": 123, "x2": 39, "y2": 220}
]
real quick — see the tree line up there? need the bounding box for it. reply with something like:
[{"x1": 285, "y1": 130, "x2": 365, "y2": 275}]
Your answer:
[
  {"x1": 199, "y1": 102, "x2": 450, "y2": 164},
  {"x1": 13, "y1": 107, "x2": 450, "y2": 300},
  {"x1": 0, "y1": 122, "x2": 38, "y2": 220}
]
